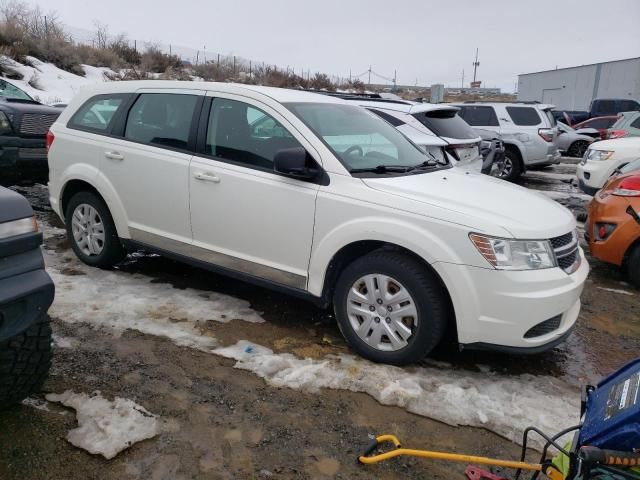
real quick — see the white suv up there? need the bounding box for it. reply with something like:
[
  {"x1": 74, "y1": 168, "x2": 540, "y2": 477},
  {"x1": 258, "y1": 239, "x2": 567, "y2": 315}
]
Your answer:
[
  {"x1": 47, "y1": 81, "x2": 588, "y2": 364},
  {"x1": 453, "y1": 102, "x2": 561, "y2": 181}
]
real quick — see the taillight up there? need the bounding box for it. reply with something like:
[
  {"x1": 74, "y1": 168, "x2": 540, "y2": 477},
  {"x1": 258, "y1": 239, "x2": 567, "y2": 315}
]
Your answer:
[
  {"x1": 46, "y1": 130, "x2": 54, "y2": 151},
  {"x1": 608, "y1": 130, "x2": 626, "y2": 139},
  {"x1": 594, "y1": 223, "x2": 616, "y2": 241},
  {"x1": 613, "y1": 176, "x2": 640, "y2": 197},
  {"x1": 538, "y1": 128, "x2": 554, "y2": 142}
]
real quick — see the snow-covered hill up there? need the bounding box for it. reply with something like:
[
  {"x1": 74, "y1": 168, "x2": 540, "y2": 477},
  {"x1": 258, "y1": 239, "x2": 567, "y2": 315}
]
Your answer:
[{"x1": 1, "y1": 56, "x2": 114, "y2": 105}]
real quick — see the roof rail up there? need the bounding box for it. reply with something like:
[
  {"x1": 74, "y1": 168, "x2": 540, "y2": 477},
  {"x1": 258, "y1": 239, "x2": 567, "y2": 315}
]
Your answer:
[
  {"x1": 297, "y1": 88, "x2": 414, "y2": 105},
  {"x1": 462, "y1": 100, "x2": 541, "y2": 104}
]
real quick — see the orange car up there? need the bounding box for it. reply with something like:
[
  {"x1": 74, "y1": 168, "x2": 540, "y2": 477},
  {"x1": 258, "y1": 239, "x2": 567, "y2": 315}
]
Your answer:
[{"x1": 586, "y1": 164, "x2": 640, "y2": 286}]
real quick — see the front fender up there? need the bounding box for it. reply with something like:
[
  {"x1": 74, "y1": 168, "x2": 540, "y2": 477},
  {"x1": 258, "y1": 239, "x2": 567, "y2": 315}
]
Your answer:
[
  {"x1": 57, "y1": 164, "x2": 130, "y2": 238},
  {"x1": 307, "y1": 215, "x2": 470, "y2": 297}
]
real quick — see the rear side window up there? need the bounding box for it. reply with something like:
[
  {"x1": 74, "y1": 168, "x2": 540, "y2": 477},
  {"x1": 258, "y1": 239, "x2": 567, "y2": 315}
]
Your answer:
[
  {"x1": 505, "y1": 107, "x2": 541, "y2": 126},
  {"x1": 68, "y1": 94, "x2": 127, "y2": 132},
  {"x1": 124, "y1": 93, "x2": 198, "y2": 150},
  {"x1": 630, "y1": 117, "x2": 640, "y2": 129},
  {"x1": 457, "y1": 106, "x2": 499, "y2": 126},
  {"x1": 619, "y1": 100, "x2": 639, "y2": 112},
  {"x1": 368, "y1": 108, "x2": 406, "y2": 127},
  {"x1": 412, "y1": 109, "x2": 477, "y2": 139}
]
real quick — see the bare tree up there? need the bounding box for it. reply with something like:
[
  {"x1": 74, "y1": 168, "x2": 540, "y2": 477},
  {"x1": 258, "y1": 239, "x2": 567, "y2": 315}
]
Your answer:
[{"x1": 93, "y1": 20, "x2": 109, "y2": 49}]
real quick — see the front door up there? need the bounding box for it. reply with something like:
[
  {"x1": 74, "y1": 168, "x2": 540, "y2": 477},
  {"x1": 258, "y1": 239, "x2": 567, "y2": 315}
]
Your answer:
[{"x1": 189, "y1": 94, "x2": 320, "y2": 290}]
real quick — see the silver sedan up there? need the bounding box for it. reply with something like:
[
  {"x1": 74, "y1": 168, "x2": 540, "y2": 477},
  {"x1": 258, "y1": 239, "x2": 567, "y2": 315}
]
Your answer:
[{"x1": 556, "y1": 122, "x2": 598, "y2": 157}]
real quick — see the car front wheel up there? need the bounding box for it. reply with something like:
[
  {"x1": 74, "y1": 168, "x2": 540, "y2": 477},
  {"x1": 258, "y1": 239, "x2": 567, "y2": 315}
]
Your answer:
[{"x1": 333, "y1": 251, "x2": 449, "y2": 365}]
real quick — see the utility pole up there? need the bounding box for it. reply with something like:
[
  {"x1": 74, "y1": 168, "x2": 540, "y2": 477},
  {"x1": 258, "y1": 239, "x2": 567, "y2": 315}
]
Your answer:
[
  {"x1": 393, "y1": 69, "x2": 397, "y2": 92},
  {"x1": 472, "y1": 48, "x2": 480, "y2": 83},
  {"x1": 368, "y1": 65, "x2": 371, "y2": 87},
  {"x1": 349, "y1": 69, "x2": 352, "y2": 82},
  {"x1": 461, "y1": 69, "x2": 465, "y2": 89}
]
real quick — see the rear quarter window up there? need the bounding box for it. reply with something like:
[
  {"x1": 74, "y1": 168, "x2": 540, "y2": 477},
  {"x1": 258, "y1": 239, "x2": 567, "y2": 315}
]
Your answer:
[
  {"x1": 68, "y1": 94, "x2": 129, "y2": 133},
  {"x1": 411, "y1": 109, "x2": 477, "y2": 139},
  {"x1": 368, "y1": 108, "x2": 405, "y2": 127},
  {"x1": 505, "y1": 107, "x2": 542, "y2": 126}
]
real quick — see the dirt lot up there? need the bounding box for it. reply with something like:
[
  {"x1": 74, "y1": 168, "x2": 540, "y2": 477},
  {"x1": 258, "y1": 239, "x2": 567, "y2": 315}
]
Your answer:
[{"x1": 1, "y1": 160, "x2": 638, "y2": 480}]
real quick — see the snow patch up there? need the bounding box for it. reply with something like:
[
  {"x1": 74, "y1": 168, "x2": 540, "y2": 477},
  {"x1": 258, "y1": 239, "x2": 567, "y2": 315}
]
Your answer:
[
  {"x1": 215, "y1": 341, "x2": 580, "y2": 449},
  {"x1": 535, "y1": 190, "x2": 593, "y2": 202},
  {"x1": 45, "y1": 391, "x2": 159, "y2": 459},
  {"x1": 1, "y1": 56, "x2": 114, "y2": 104},
  {"x1": 46, "y1": 249, "x2": 264, "y2": 352},
  {"x1": 597, "y1": 287, "x2": 635, "y2": 296},
  {"x1": 21, "y1": 396, "x2": 50, "y2": 411}
]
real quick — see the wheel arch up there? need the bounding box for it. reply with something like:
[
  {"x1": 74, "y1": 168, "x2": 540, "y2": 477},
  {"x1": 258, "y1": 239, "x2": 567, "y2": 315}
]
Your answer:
[
  {"x1": 503, "y1": 142, "x2": 525, "y2": 172},
  {"x1": 317, "y1": 240, "x2": 456, "y2": 328},
  {"x1": 58, "y1": 167, "x2": 129, "y2": 238}
]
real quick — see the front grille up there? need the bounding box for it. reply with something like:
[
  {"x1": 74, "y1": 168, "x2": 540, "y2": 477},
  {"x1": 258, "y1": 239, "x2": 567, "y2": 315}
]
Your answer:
[
  {"x1": 524, "y1": 314, "x2": 562, "y2": 338},
  {"x1": 551, "y1": 231, "x2": 580, "y2": 273},
  {"x1": 19, "y1": 113, "x2": 59, "y2": 135}
]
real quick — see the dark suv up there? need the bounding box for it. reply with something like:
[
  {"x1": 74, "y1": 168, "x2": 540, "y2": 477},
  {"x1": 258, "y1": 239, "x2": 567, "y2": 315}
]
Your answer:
[
  {"x1": 0, "y1": 186, "x2": 53, "y2": 408},
  {"x1": 0, "y1": 79, "x2": 60, "y2": 186}
]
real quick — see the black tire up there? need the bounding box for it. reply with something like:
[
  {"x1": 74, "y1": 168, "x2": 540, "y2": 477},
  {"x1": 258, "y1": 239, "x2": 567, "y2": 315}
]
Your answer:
[
  {"x1": 501, "y1": 148, "x2": 522, "y2": 182},
  {"x1": 627, "y1": 245, "x2": 640, "y2": 288},
  {"x1": 0, "y1": 314, "x2": 52, "y2": 409},
  {"x1": 65, "y1": 191, "x2": 125, "y2": 268},
  {"x1": 568, "y1": 140, "x2": 588, "y2": 158},
  {"x1": 333, "y1": 250, "x2": 450, "y2": 365}
]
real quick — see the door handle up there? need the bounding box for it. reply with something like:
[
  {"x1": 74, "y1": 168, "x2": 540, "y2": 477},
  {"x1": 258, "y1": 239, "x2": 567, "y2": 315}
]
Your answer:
[
  {"x1": 194, "y1": 172, "x2": 221, "y2": 183},
  {"x1": 104, "y1": 151, "x2": 124, "y2": 161}
]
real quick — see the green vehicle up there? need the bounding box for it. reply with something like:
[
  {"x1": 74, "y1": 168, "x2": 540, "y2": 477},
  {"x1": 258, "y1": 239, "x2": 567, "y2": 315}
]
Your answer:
[{"x1": 607, "y1": 111, "x2": 640, "y2": 139}]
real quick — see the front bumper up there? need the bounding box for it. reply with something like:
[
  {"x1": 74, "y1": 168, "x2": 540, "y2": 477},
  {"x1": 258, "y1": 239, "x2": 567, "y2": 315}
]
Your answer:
[
  {"x1": 0, "y1": 135, "x2": 48, "y2": 184},
  {"x1": 433, "y1": 250, "x2": 589, "y2": 351},
  {"x1": 576, "y1": 161, "x2": 617, "y2": 192}
]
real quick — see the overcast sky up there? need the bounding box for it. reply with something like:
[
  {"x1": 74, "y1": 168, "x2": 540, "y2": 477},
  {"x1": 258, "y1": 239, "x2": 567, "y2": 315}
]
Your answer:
[{"x1": 29, "y1": 0, "x2": 640, "y2": 92}]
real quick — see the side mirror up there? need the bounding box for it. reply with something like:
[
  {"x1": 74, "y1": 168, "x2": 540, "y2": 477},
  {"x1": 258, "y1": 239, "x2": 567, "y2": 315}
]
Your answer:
[{"x1": 274, "y1": 147, "x2": 319, "y2": 181}]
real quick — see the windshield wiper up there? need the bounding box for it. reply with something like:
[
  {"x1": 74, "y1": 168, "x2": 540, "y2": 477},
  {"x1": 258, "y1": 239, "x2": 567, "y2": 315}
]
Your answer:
[
  {"x1": 349, "y1": 165, "x2": 414, "y2": 174},
  {"x1": 406, "y1": 159, "x2": 440, "y2": 171}
]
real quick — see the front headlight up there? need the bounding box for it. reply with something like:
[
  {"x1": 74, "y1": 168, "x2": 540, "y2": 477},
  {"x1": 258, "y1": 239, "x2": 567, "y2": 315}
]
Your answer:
[
  {"x1": 585, "y1": 149, "x2": 614, "y2": 162},
  {"x1": 470, "y1": 233, "x2": 556, "y2": 270},
  {"x1": 0, "y1": 216, "x2": 38, "y2": 239}
]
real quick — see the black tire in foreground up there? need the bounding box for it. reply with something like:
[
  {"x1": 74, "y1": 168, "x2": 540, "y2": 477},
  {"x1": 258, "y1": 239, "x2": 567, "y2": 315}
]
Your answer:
[
  {"x1": 333, "y1": 250, "x2": 450, "y2": 365},
  {"x1": 0, "y1": 314, "x2": 52, "y2": 409},
  {"x1": 65, "y1": 190, "x2": 125, "y2": 269}
]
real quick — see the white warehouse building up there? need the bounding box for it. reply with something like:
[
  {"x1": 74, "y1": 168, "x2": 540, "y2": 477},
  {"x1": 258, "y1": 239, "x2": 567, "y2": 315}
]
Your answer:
[{"x1": 517, "y1": 57, "x2": 640, "y2": 111}]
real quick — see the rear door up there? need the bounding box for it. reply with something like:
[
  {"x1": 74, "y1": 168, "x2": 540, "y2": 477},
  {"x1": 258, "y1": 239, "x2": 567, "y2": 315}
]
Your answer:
[
  {"x1": 188, "y1": 93, "x2": 320, "y2": 290},
  {"x1": 100, "y1": 88, "x2": 204, "y2": 245}
]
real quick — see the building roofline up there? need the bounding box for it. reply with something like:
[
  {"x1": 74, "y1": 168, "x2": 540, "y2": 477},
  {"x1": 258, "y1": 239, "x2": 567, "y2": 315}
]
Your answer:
[{"x1": 518, "y1": 57, "x2": 640, "y2": 77}]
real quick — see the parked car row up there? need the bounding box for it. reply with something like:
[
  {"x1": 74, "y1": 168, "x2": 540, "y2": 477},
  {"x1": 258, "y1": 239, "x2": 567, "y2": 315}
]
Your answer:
[{"x1": 45, "y1": 81, "x2": 587, "y2": 365}]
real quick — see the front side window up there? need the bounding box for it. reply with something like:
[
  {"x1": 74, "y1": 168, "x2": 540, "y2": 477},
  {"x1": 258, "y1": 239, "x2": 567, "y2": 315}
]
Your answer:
[
  {"x1": 206, "y1": 98, "x2": 302, "y2": 170},
  {"x1": 457, "y1": 106, "x2": 499, "y2": 127},
  {"x1": 69, "y1": 95, "x2": 127, "y2": 132},
  {"x1": 0, "y1": 79, "x2": 34, "y2": 101},
  {"x1": 287, "y1": 102, "x2": 441, "y2": 173},
  {"x1": 124, "y1": 93, "x2": 198, "y2": 149},
  {"x1": 412, "y1": 109, "x2": 477, "y2": 139},
  {"x1": 505, "y1": 107, "x2": 542, "y2": 126}
]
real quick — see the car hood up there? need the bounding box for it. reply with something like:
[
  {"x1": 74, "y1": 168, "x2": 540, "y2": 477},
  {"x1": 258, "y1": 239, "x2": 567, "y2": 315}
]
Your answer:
[
  {"x1": 0, "y1": 186, "x2": 33, "y2": 223},
  {"x1": 0, "y1": 99, "x2": 61, "y2": 115},
  {"x1": 362, "y1": 168, "x2": 575, "y2": 239}
]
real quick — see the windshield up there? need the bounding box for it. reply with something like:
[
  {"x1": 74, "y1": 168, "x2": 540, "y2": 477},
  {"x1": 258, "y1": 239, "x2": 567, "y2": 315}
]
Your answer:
[
  {"x1": 0, "y1": 79, "x2": 34, "y2": 101},
  {"x1": 286, "y1": 102, "x2": 444, "y2": 173}
]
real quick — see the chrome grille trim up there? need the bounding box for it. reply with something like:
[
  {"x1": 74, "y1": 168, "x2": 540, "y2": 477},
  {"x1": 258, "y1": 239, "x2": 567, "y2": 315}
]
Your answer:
[
  {"x1": 19, "y1": 113, "x2": 59, "y2": 135},
  {"x1": 551, "y1": 231, "x2": 580, "y2": 274}
]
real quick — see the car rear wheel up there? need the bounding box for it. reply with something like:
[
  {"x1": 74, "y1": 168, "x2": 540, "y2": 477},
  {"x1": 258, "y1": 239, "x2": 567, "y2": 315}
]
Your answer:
[
  {"x1": 627, "y1": 245, "x2": 640, "y2": 288},
  {"x1": 65, "y1": 191, "x2": 125, "y2": 268},
  {"x1": 500, "y1": 148, "x2": 522, "y2": 182},
  {"x1": 0, "y1": 314, "x2": 52, "y2": 409},
  {"x1": 333, "y1": 251, "x2": 449, "y2": 365},
  {"x1": 568, "y1": 141, "x2": 589, "y2": 158}
]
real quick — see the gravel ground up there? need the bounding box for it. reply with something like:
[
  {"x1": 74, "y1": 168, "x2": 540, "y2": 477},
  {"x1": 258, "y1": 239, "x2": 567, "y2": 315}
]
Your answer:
[{"x1": 1, "y1": 160, "x2": 638, "y2": 480}]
